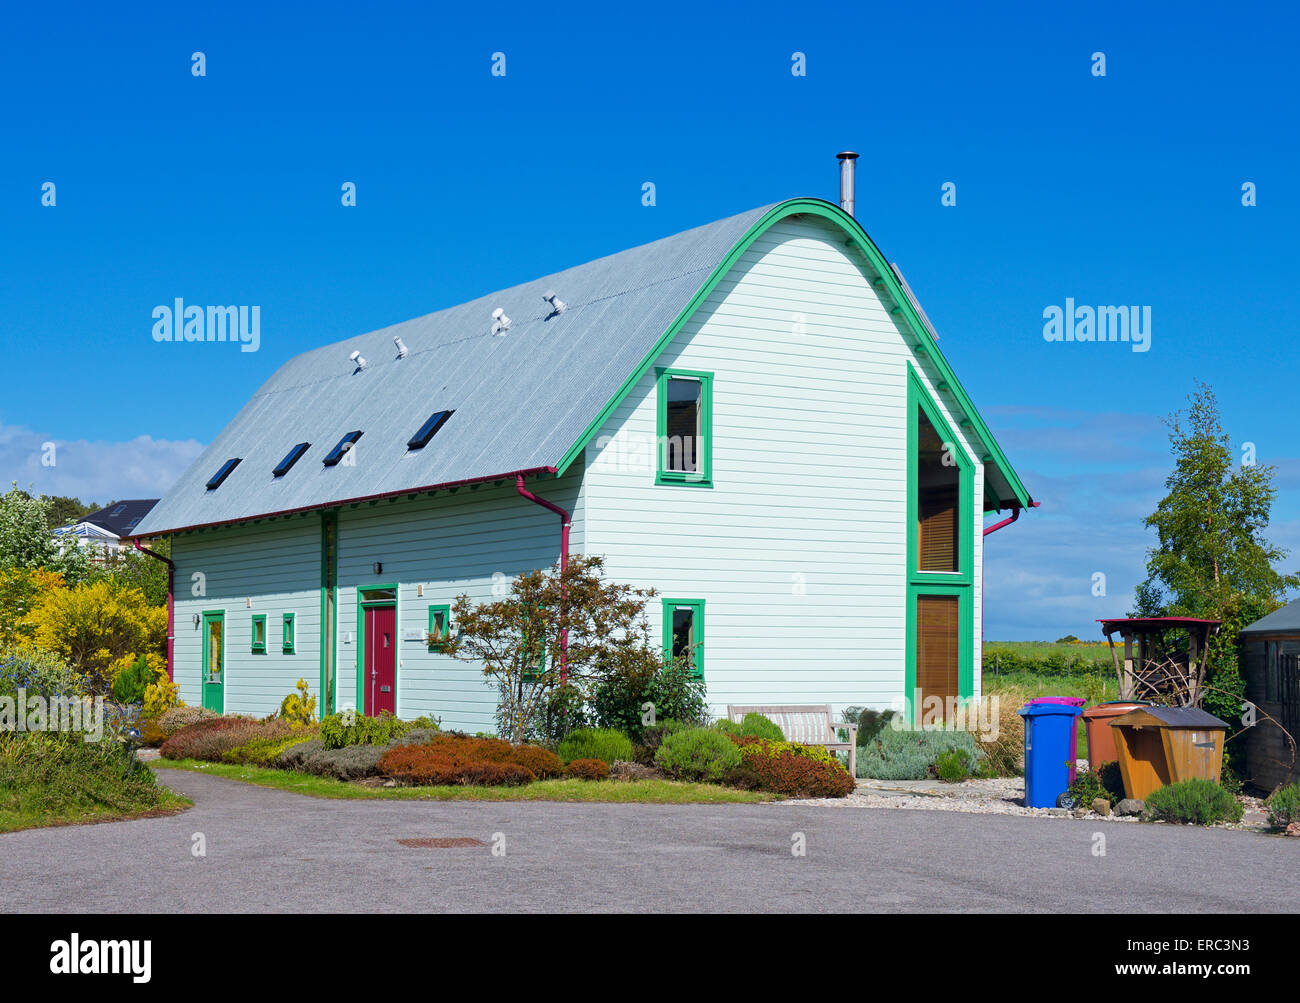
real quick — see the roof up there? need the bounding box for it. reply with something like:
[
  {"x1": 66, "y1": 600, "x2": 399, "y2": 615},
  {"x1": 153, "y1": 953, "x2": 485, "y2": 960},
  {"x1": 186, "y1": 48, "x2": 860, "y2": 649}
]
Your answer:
[
  {"x1": 135, "y1": 198, "x2": 1033, "y2": 537},
  {"x1": 1098, "y1": 617, "x2": 1222, "y2": 634},
  {"x1": 1111, "y1": 706, "x2": 1229, "y2": 729},
  {"x1": 1240, "y1": 598, "x2": 1300, "y2": 636},
  {"x1": 58, "y1": 499, "x2": 158, "y2": 539}
]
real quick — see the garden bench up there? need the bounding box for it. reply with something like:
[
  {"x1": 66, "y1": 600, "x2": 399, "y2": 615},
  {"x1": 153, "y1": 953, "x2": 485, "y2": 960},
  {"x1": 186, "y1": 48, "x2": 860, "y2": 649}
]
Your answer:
[{"x1": 726, "y1": 704, "x2": 856, "y2": 779}]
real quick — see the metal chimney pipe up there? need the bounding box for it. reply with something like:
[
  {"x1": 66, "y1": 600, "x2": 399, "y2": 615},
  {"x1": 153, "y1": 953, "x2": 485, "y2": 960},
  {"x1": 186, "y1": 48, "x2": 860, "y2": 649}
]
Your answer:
[{"x1": 836, "y1": 151, "x2": 859, "y2": 217}]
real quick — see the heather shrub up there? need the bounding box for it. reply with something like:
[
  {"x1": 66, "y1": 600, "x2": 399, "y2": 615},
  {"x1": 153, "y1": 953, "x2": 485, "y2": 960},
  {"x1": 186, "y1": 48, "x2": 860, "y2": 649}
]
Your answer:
[
  {"x1": 223, "y1": 725, "x2": 322, "y2": 766},
  {"x1": 455, "y1": 761, "x2": 535, "y2": 786},
  {"x1": 276, "y1": 738, "x2": 323, "y2": 769},
  {"x1": 319, "y1": 710, "x2": 410, "y2": 750},
  {"x1": 566, "y1": 758, "x2": 609, "y2": 781},
  {"x1": 159, "y1": 717, "x2": 246, "y2": 759},
  {"x1": 1144, "y1": 779, "x2": 1243, "y2": 826},
  {"x1": 856, "y1": 727, "x2": 985, "y2": 781},
  {"x1": 160, "y1": 716, "x2": 300, "y2": 762},
  {"x1": 557, "y1": 727, "x2": 634, "y2": 765},
  {"x1": 635, "y1": 719, "x2": 692, "y2": 765},
  {"x1": 375, "y1": 734, "x2": 560, "y2": 786},
  {"x1": 508, "y1": 744, "x2": 565, "y2": 779},
  {"x1": 1265, "y1": 781, "x2": 1300, "y2": 830},
  {"x1": 158, "y1": 704, "x2": 216, "y2": 736},
  {"x1": 654, "y1": 727, "x2": 741, "y2": 782},
  {"x1": 303, "y1": 744, "x2": 387, "y2": 780},
  {"x1": 741, "y1": 748, "x2": 855, "y2": 798}
]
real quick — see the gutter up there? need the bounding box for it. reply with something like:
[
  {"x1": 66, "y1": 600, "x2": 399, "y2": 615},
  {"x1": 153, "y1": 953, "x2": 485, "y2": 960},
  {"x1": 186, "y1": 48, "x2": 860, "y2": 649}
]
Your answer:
[
  {"x1": 983, "y1": 500, "x2": 1040, "y2": 537},
  {"x1": 515, "y1": 473, "x2": 572, "y2": 684},
  {"x1": 133, "y1": 538, "x2": 175, "y2": 682}
]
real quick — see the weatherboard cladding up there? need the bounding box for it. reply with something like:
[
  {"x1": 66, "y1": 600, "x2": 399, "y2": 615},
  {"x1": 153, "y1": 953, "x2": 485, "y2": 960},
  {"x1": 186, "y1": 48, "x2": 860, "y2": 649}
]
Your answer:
[{"x1": 134, "y1": 205, "x2": 774, "y2": 537}]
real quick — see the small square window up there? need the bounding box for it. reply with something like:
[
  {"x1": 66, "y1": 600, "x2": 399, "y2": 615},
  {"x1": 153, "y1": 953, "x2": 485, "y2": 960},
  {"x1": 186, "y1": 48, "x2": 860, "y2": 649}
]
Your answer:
[
  {"x1": 251, "y1": 614, "x2": 267, "y2": 653},
  {"x1": 282, "y1": 613, "x2": 296, "y2": 653}
]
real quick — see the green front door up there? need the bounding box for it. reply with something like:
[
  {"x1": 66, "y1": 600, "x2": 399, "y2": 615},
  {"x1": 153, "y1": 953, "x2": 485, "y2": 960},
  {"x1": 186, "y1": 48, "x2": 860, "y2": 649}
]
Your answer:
[{"x1": 201, "y1": 611, "x2": 225, "y2": 714}]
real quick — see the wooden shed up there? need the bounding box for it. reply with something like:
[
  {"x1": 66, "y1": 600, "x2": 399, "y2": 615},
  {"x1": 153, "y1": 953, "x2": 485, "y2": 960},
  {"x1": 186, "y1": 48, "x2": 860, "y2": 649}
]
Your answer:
[
  {"x1": 1238, "y1": 599, "x2": 1300, "y2": 792},
  {"x1": 1109, "y1": 706, "x2": 1228, "y2": 801}
]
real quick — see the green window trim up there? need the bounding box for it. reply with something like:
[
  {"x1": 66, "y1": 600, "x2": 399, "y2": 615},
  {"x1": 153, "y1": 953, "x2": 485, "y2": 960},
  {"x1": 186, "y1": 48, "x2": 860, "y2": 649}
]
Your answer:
[
  {"x1": 655, "y1": 367, "x2": 713, "y2": 487},
  {"x1": 282, "y1": 612, "x2": 296, "y2": 654},
  {"x1": 427, "y1": 604, "x2": 451, "y2": 652},
  {"x1": 251, "y1": 614, "x2": 267, "y2": 654},
  {"x1": 662, "y1": 598, "x2": 705, "y2": 679}
]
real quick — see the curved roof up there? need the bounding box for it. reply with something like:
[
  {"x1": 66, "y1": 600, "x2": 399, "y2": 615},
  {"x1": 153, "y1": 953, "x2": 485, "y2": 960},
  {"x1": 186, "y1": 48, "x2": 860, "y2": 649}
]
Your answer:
[{"x1": 135, "y1": 198, "x2": 1031, "y2": 537}]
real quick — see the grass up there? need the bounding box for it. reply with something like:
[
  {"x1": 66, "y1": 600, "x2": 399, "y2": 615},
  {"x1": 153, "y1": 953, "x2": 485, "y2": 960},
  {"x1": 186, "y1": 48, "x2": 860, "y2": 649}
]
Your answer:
[
  {"x1": 153, "y1": 759, "x2": 776, "y2": 803},
  {"x1": 0, "y1": 796, "x2": 190, "y2": 835},
  {"x1": 983, "y1": 671, "x2": 1120, "y2": 764},
  {"x1": 984, "y1": 640, "x2": 1115, "y2": 666}
]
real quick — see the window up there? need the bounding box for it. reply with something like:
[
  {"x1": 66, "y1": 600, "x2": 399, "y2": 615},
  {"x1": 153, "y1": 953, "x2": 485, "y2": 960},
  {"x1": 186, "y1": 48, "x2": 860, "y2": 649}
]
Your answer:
[
  {"x1": 274, "y1": 442, "x2": 311, "y2": 477},
  {"x1": 915, "y1": 594, "x2": 959, "y2": 723},
  {"x1": 662, "y1": 599, "x2": 705, "y2": 679},
  {"x1": 408, "y1": 410, "x2": 455, "y2": 450},
  {"x1": 206, "y1": 458, "x2": 241, "y2": 490},
  {"x1": 110, "y1": 504, "x2": 126, "y2": 516},
  {"x1": 656, "y1": 369, "x2": 712, "y2": 486},
  {"x1": 322, "y1": 431, "x2": 362, "y2": 466},
  {"x1": 917, "y1": 406, "x2": 959, "y2": 573},
  {"x1": 251, "y1": 614, "x2": 267, "y2": 653},
  {"x1": 427, "y1": 604, "x2": 451, "y2": 651},
  {"x1": 282, "y1": 613, "x2": 295, "y2": 653}
]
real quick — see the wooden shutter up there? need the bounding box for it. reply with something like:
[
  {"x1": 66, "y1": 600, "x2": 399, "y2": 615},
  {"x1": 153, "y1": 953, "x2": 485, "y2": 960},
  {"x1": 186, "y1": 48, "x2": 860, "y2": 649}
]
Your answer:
[
  {"x1": 916, "y1": 595, "x2": 959, "y2": 720},
  {"x1": 918, "y1": 486, "x2": 958, "y2": 572}
]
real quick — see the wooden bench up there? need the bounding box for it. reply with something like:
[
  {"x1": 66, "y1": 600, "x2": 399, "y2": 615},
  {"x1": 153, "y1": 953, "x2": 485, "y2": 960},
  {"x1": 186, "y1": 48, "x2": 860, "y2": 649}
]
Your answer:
[{"x1": 727, "y1": 704, "x2": 857, "y2": 779}]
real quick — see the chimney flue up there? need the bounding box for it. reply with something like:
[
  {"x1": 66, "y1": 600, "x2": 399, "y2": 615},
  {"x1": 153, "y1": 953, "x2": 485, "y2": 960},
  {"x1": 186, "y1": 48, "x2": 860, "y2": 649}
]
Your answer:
[{"x1": 836, "y1": 151, "x2": 859, "y2": 217}]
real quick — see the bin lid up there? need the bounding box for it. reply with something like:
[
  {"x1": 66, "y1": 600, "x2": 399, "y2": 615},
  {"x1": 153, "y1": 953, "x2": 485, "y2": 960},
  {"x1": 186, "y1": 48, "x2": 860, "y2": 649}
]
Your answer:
[
  {"x1": 1018, "y1": 702, "x2": 1083, "y2": 718},
  {"x1": 1027, "y1": 696, "x2": 1086, "y2": 706}
]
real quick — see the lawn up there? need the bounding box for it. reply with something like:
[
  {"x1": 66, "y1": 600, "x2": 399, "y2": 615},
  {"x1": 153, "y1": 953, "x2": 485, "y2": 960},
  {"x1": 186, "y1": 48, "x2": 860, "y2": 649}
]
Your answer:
[
  {"x1": 0, "y1": 797, "x2": 190, "y2": 835},
  {"x1": 153, "y1": 759, "x2": 776, "y2": 803}
]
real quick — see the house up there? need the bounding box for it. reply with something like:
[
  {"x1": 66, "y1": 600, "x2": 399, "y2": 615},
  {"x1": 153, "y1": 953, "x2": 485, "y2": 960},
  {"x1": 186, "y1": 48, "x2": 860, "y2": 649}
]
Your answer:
[
  {"x1": 1239, "y1": 599, "x2": 1300, "y2": 791},
  {"x1": 55, "y1": 499, "x2": 159, "y2": 557},
  {"x1": 132, "y1": 160, "x2": 1034, "y2": 733}
]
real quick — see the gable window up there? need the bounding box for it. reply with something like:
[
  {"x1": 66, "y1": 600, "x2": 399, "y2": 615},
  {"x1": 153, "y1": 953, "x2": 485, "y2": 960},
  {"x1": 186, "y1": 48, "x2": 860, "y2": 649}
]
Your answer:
[
  {"x1": 427, "y1": 604, "x2": 451, "y2": 652},
  {"x1": 656, "y1": 369, "x2": 713, "y2": 486},
  {"x1": 282, "y1": 613, "x2": 296, "y2": 653},
  {"x1": 916, "y1": 407, "x2": 960, "y2": 573},
  {"x1": 251, "y1": 614, "x2": 267, "y2": 653},
  {"x1": 662, "y1": 598, "x2": 705, "y2": 679}
]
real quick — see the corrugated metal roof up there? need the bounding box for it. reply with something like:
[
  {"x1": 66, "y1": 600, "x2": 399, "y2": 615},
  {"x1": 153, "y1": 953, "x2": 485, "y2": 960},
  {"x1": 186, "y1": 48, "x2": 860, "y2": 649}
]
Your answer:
[
  {"x1": 135, "y1": 204, "x2": 774, "y2": 536},
  {"x1": 1240, "y1": 598, "x2": 1300, "y2": 636}
]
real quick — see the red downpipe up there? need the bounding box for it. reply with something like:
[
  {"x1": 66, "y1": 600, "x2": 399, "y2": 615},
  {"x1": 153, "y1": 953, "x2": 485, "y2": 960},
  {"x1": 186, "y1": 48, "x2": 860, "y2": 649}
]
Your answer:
[
  {"x1": 133, "y1": 537, "x2": 175, "y2": 682},
  {"x1": 980, "y1": 501, "x2": 1039, "y2": 651},
  {"x1": 515, "y1": 474, "x2": 572, "y2": 684}
]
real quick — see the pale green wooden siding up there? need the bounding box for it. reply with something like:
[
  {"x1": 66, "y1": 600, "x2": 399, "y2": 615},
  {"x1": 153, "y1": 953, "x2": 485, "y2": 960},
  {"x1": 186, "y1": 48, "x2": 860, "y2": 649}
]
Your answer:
[
  {"x1": 582, "y1": 216, "x2": 986, "y2": 719},
  {"x1": 171, "y1": 517, "x2": 321, "y2": 714}
]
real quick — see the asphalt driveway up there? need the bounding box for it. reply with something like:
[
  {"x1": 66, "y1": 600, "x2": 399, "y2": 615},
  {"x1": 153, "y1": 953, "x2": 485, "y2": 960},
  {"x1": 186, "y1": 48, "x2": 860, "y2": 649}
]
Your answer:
[{"x1": 2, "y1": 769, "x2": 1296, "y2": 912}]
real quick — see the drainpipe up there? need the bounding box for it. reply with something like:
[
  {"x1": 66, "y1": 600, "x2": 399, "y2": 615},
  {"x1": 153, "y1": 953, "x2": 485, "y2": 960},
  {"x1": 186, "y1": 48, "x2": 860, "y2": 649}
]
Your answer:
[
  {"x1": 980, "y1": 501, "x2": 1039, "y2": 660},
  {"x1": 983, "y1": 500, "x2": 1040, "y2": 536},
  {"x1": 133, "y1": 537, "x2": 175, "y2": 682},
  {"x1": 515, "y1": 474, "x2": 571, "y2": 684}
]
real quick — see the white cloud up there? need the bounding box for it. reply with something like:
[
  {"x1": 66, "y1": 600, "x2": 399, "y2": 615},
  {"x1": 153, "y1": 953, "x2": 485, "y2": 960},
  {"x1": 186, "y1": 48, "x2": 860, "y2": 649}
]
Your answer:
[{"x1": 0, "y1": 420, "x2": 203, "y2": 505}]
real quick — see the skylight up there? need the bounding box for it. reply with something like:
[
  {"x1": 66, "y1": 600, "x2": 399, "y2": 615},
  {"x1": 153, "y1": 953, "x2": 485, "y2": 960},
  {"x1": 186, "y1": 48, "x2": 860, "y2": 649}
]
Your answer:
[
  {"x1": 206, "y1": 458, "x2": 241, "y2": 490},
  {"x1": 407, "y1": 410, "x2": 454, "y2": 450},
  {"x1": 273, "y1": 442, "x2": 311, "y2": 477},
  {"x1": 322, "y1": 431, "x2": 362, "y2": 466}
]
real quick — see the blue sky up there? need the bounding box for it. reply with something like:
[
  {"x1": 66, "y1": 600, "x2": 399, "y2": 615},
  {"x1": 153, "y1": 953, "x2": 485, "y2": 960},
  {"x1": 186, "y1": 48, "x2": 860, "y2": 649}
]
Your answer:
[{"x1": 2, "y1": 0, "x2": 1297, "y2": 640}]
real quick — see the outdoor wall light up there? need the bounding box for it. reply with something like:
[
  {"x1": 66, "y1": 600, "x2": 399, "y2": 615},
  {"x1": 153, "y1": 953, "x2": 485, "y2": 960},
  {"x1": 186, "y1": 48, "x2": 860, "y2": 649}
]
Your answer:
[
  {"x1": 193, "y1": 613, "x2": 200, "y2": 627},
  {"x1": 373, "y1": 562, "x2": 383, "y2": 575}
]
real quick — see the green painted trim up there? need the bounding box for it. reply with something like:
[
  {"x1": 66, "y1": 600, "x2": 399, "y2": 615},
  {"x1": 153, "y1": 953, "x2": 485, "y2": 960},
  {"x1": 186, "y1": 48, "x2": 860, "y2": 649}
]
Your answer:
[
  {"x1": 250, "y1": 614, "x2": 267, "y2": 654},
  {"x1": 654, "y1": 367, "x2": 714, "y2": 487},
  {"x1": 319, "y1": 511, "x2": 338, "y2": 715},
  {"x1": 903, "y1": 586, "x2": 974, "y2": 728},
  {"x1": 200, "y1": 609, "x2": 225, "y2": 715},
  {"x1": 282, "y1": 612, "x2": 296, "y2": 654},
  {"x1": 907, "y1": 363, "x2": 974, "y2": 586},
  {"x1": 355, "y1": 583, "x2": 398, "y2": 716},
  {"x1": 661, "y1": 598, "x2": 705, "y2": 680},
  {"x1": 555, "y1": 198, "x2": 1030, "y2": 509},
  {"x1": 427, "y1": 603, "x2": 451, "y2": 653}
]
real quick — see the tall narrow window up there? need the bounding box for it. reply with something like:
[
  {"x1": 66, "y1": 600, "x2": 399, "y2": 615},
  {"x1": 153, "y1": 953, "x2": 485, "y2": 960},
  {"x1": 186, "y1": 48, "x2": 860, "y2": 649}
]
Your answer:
[
  {"x1": 427, "y1": 604, "x2": 451, "y2": 652},
  {"x1": 656, "y1": 369, "x2": 713, "y2": 486},
  {"x1": 251, "y1": 614, "x2": 267, "y2": 654},
  {"x1": 915, "y1": 594, "x2": 959, "y2": 722},
  {"x1": 282, "y1": 613, "x2": 296, "y2": 653},
  {"x1": 662, "y1": 599, "x2": 705, "y2": 679},
  {"x1": 916, "y1": 407, "x2": 959, "y2": 573}
]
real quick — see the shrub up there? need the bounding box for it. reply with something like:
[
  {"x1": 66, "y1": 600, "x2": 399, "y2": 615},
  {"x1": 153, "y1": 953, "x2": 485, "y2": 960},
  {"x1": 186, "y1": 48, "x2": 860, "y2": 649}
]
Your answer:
[
  {"x1": 276, "y1": 738, "x2": 324, "y2": 770},
  {"x1": 654, "y1": 727, "x2": 741, "y2": 782},
  {"x1": 0, "y1": 731, "x2": 173, "y2": 817},
  {"x1": 507, "y1": 744, "x2": 565, "y2": 779},
  {"x1": 0, "y1": 645, "x2": 82, "y2": 700},
  {"x1": 161, "y1": 717, "x2": 295, "y2": 762},
  {"x1": 856, "y1": 728, "x2": 985, "y2": 781},
  {"x1": 374, "y1": 734, "x2": 560, "y2": 786},
  {"x1": 566, "y1": 758, "x2": 609, "y2": 781},
  {"x1": 642, "y1": 658, "x2": 709, "y2": 729},
  {"x1": 976, "y1": 691, "x2": 1025, "y2": 777},
  {"x1": 158, "y1": 704, "x2": 216, "y2": 736},
  {"x1": 936, "y1": 748, "x2": 975, "y2": 782},
  {"x1": 733, "y1": 738, "x2": 855, "y2": 797},
  {"x1": 1265, "y1": 781, "x2": 1300, "y2": 830},
  {"x1": 1067, "y1": 761, "x2": 1124, "y2": 807},
  {"x1": 592, "y1": 657, "x2": 708, "y2": 741},
  {"x1": 455, "y1": 761, "x2": 535, "y2": 786},
  {"x1": 636, "y1": 719, "x2": 692, "y2": 765},
  {"x1": 279, "y1": 678, "x2": 316, "y2": 726},
  {"x1": 110, "y1": 654, "x2": 153, "y2": 704},
  {"x1": 1144, "y1": 779, "x2": 1243, "y2": 826},
  {"x1": 303, "y1": 744, "x2": 387, "y2": 780},
  {"x1": 557, "y1": 727, "x2": 635, "y2": 765},
  {"x1": 143, "y1": 676, "x2": 181, "y2": 719},
  {"x1": 736, "y1": 713, "x2": 785, "y2": 742},
  {"x1": 841, "y1": 706, "x2": 898, "y2": 746},
  {"x1": 223, "y1": 725, "x2": 322, "y2": 767},
  {"x1": 319, "y1": 710, "x2": 410, "y2": 750},
  {"x1": 377, "y1": 745, "x2": 459, "y2": 785}
]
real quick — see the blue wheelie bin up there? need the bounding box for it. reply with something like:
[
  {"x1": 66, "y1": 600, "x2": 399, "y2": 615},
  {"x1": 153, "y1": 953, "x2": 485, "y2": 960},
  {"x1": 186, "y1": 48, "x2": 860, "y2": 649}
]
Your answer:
[{"x1": 1019, "y1": 702, "x2": 1083, "y2": 808}]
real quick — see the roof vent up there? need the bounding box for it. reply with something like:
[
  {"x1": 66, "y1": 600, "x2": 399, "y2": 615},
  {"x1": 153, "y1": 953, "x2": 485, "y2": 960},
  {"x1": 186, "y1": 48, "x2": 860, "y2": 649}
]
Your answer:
[
  {"x1": 394, "y1": 336, "x2": 408, "y2": 359},
  {"x1": 836, "y1": 151, "x2": 859, "y2": 217},
  {"x1": 349, "y1": 350, "x2": 367, "y2": 371},
  {"x1": 542, "y1": 290, "x2": 567, "y2": 316},
  {"x1": 491, "y1": 308, "x2": 512, "y2": 336}
]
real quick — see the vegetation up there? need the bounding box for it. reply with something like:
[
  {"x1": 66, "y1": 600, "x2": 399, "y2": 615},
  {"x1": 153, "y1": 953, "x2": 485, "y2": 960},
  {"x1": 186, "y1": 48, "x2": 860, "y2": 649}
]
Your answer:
[
  {"x1": 732, "y1": 736, "x2": 856, "y2": 797},
  {"x1": 856, "y1": 728, "x2": 986, "y2": 781},
  {"x1": 278, "y1": 678, "x2": 317, "y2": 726},
  {"x1": 1067, "y1": 762, "x2": 1124, "y2": 807},
  {"x1": 1144, "y1": 778, "x2": 1244, "y2": 825},
  {"x1": 318, "y1": 709, "x2": 424, "y2": 750},
  {"x1": 556, "y1": 726, "x2": 635, "y2": 765},
  {"x1": 653, "y1": 726, "x2": 742, "y2": 782},
  {"x1": 1265, "y1": 781, "x2": 1300, "y2": 830},
  {"x1": 565, "y1": 758, "x2": 610, "y2": 781}
]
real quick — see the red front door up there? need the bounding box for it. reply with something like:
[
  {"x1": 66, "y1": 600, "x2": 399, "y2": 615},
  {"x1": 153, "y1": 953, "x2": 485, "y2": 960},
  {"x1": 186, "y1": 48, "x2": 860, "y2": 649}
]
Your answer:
[{"x1": 365, "y1": 604, "x2": 396, "y2": 716}]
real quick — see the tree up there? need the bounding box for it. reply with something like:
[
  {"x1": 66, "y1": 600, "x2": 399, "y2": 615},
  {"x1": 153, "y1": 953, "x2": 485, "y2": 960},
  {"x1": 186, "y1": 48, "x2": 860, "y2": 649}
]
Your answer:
[
  {"x1": 441, "y1": 555, "x2": 659, "y2": 743},
  {"x1": 0, "y1": 482, "x2": 90, "y2": 584},
  {"x1": 1133, "y1": 382, "x2": 1299, "y2": 723},
  {"x1": 44, "y1": 495, "x2": 98, "y2": 530}
]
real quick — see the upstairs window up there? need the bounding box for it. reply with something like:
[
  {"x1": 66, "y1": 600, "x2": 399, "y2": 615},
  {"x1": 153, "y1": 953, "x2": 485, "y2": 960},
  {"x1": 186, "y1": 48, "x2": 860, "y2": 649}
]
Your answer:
[
  {"x1": 407, "y1": 410, "x2": 454, "y2": 450},
  {"x1": 656, "y1": 369, "x2": 713, "y2": 486},
  {"x1": 322, "y1": 431, "x2": 362, "y2": 466},
  {"x1": 206, "y1": 458, "x2": 241, "y2": 490},
  {"x1": 916, "y1": 407, "x2": 959, "y2": 573}
]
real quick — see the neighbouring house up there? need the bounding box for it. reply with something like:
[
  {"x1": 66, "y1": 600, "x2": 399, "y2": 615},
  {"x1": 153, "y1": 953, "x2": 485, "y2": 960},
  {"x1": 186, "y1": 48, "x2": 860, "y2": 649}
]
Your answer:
[
  {"x1": 1239, "y1": 599, "x2": 1300, "y2": 791},
  {"x1": 132, "y1": 161, "x2": 1034, "y2": 733},
  {"x1": 54, "y1": 499, "x2": 159, "y2": 558}
]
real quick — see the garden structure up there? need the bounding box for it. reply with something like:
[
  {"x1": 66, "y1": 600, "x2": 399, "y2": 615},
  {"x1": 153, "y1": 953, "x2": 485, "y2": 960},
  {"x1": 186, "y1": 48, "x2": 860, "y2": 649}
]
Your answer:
[{"x1": 1097, "y1": 617, "x2": 1221, "y2": 707}]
